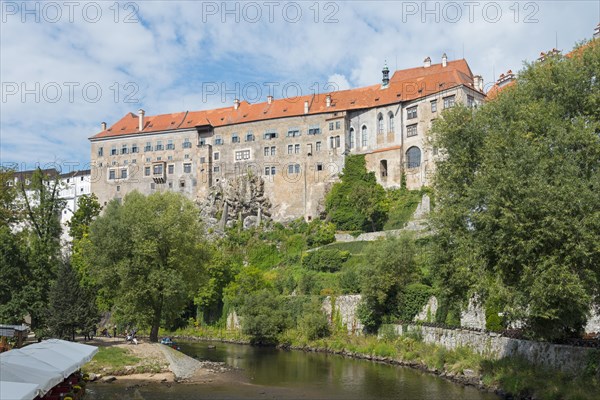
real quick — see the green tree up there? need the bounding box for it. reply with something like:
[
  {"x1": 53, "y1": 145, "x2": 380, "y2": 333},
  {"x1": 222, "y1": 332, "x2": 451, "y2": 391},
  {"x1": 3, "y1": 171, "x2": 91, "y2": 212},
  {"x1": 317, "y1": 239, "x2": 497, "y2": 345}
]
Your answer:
[
  {"x1": 325, "y1": 155, "x2": 388, "y2": 232},
  {"x1": 17, "y1": 168, "x2": 65, "y2": 334},
  {"x1": 46, "y1": 261, "x2": 98, "y2": 341},
  {"x1": 431, "y1": 41, "x2": 600, "y2": 340},
  {"x1": 67, "y1": 194, "x2": 102, "y2": 241},
  {"x1": 87, "y1": 191, "x2": 209, "y2": 342},
  {"x1": 0, "y1": 226, "x2": 30, "y2": 324},
  {"x1": 358, "y1": 235, "x2": 417, "y2": 332},
  {"x1": 239, "y1": 289, "x2": 289, "y2": 344}
]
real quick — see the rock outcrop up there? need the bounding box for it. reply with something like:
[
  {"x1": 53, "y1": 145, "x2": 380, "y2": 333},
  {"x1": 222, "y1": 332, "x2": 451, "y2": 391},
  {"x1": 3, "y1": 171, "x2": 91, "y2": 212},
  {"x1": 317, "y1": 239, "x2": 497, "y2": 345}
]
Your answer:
[{"x1": 199, "y1": 174, "x2": 271, "y2": 232}]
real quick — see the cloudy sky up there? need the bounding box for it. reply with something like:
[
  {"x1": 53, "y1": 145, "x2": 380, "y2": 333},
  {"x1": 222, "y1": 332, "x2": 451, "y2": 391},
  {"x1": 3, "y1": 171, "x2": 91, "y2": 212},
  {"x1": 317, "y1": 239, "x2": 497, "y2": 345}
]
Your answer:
[{"x1": 1, "y1": 1, "x2": 598, "y2": 171}]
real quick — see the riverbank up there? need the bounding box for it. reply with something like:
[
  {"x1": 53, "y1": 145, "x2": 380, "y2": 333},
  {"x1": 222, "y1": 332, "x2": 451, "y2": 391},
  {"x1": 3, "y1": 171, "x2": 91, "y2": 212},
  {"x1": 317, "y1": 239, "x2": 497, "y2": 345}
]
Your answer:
[
  {"x1": 163, "y1": 327, "x2": 600, "y2": 400},
  {"x1": 82, "y1": 336, "x2": 243, "y2": 387}
]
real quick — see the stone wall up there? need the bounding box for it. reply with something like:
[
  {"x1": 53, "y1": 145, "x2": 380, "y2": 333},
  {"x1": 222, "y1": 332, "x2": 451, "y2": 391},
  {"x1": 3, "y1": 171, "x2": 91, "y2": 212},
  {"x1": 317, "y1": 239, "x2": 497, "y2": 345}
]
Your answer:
[
  {"x1": 393, "y1": 324, "x2": 595, "y2": 374},
  {"x1": 460, "y1": 296, "x2": 487, "y2": 330},
  {"x1": 322, "y1": 295, "x2": 363, "y2": 334}
]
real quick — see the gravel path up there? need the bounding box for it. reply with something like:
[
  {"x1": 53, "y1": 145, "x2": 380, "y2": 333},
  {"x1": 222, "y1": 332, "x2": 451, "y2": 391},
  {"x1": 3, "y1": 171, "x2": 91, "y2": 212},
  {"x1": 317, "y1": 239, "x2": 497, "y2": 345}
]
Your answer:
[{"x1": 158, "y1": 344, "x2": 203, "y2": 381}]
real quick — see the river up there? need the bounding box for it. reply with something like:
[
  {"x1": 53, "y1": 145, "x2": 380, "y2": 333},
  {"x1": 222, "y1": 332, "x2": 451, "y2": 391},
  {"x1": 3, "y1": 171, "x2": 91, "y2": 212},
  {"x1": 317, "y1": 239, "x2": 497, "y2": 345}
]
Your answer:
[{"x1": 87, "y1": 340, "x2": 500, "y2": 400}]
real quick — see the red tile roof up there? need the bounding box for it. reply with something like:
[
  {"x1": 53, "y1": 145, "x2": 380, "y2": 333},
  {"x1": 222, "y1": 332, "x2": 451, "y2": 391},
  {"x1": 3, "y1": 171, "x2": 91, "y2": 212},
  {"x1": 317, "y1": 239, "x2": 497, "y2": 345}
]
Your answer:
[{"x1": 91, "y1": 59, "x2": 478, "y2": 140}]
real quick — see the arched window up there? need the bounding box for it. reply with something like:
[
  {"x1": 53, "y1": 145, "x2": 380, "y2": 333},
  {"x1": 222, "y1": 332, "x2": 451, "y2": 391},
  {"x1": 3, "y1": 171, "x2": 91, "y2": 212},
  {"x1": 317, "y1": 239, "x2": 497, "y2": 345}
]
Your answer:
[
  {"x1": 377, "y1": 113, "x2": 384, "y2": 134},
  {"x1": 361, "y1": 125, "x2": 368, "y2": 147},
  {"x1": 388, "y1": 112, "x2": 394, "y2": 133},
  {"x1": 406, "y1": 146, "x2": 421, "y2": 168},
  {"x1": 349, "y1": 127, "x2": 355, "y2": 148}
]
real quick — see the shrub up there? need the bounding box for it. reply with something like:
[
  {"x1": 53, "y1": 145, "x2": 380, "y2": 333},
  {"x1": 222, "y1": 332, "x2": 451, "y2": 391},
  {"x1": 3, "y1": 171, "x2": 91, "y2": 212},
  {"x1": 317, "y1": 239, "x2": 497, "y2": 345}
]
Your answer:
[
  {"x1": 298, "y1": 307, "x2": 330, "y2": 341},
  {"x1": 397, "y1": 283, "x2": 435, "y2": 322},
  {"x1": 485, "y1": 304, "x2": 504, "y2": 332},
  {"x1": 302, "y1": 249, "x2": 350, "y2": 272}
]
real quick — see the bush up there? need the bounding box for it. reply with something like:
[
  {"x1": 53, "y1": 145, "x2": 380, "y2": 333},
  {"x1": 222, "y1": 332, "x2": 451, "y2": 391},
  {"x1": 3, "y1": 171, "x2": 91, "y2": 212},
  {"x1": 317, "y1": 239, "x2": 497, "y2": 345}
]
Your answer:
[
  {"x1": 397, "y1": 283, "x2": 435, "y2": 322},
  {"x1": 298, "y1": 307, "x2": 330, "y2": 341},
  {"x1": 239, "y1": 289, "x2": 290, "y2": 344},
  {"x1": 485, "y1": 305, "x2": 504, "y2": 332},
  {"x1": 302, "y1": 249, "x2": 350, "y2": 272}
]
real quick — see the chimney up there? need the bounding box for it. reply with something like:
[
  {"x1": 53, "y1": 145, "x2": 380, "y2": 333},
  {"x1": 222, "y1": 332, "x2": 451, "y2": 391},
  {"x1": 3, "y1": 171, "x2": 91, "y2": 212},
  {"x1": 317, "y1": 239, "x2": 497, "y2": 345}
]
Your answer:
[
  {"x1": 101, "y1": 122, "x2": 107, "y2": 131},
  {"x1": 234, "y1": 99, "x2": 240, "y2": 110},
  {"x1": 326, "y1": 95, "x2": 331, "y2": 107},
  {"x1": 304, "y1": 100, "x2": 309, "y2": 114},
  {"x1": 473, "y1": 75, "x2": 483, "y2": 92},
  {"x1": 267, "y1": 95, "x2": 273, "y2": 105},
  {"x1": 424, "y1": 56, "x2": 431, "y2": 68},
  {"x1": 138, "y1": 109, "x2": 145, "y2": 131},
  {"x1": 595, "y1": 23, "x2": 600, "y2": 39},
  {"x1": 442, "y1": 53, "x2": 448, "y2": 67},
  {"x1": 381, "y1": 62, "x2": 390, "y2": 87}
]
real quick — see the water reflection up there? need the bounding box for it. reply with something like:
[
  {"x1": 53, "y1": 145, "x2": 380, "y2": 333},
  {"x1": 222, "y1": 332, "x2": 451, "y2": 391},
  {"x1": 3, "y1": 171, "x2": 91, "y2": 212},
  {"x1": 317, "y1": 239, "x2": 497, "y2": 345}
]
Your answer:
[{"x1": 88, "y1": 341, "x2": 500, "y2": 400}]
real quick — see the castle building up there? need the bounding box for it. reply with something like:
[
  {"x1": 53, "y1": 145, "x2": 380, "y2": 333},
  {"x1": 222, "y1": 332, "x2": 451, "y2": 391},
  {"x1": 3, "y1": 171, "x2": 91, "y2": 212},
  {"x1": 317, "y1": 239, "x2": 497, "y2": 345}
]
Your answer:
[{"x1": 89, "y1": 56, "x2": 485, "y2": 222}]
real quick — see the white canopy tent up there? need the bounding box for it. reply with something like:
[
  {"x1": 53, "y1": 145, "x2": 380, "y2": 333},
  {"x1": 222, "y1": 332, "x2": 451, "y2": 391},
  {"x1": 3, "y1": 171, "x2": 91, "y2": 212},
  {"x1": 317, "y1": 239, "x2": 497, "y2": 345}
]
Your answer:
[
  {"x1": 0, "y1": 381, "x2": 40, "y2": 400},
  {"x1": 0, "y1": 339, "x2": 98, "y2": 399}
]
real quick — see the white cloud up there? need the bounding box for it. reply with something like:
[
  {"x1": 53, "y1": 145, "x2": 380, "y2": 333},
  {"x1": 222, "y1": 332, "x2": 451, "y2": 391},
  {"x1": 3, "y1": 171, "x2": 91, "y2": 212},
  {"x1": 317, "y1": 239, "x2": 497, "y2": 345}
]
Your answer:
[
  {"x1": 327, "y1": 73, "x2": 351, "y2": 91},
  {"x1": 1, "y1": 1, "x2": 598, "y2": 167}
]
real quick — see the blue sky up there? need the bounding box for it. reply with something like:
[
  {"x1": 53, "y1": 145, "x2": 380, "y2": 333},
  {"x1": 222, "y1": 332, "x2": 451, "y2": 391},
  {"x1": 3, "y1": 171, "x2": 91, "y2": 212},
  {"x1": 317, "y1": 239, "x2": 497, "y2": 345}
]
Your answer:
[{"x1": 1, "y1": 1, "x2": 598, "y2": 171}]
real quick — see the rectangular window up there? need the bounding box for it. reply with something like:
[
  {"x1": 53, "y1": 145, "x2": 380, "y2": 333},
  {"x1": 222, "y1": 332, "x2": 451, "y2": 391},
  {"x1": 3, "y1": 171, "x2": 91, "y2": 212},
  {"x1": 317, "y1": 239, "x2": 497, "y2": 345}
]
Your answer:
[
  {"x1": 316, "y1": 163, "x2": 323, "y2": 171},
  {"x1": 199, "y1": 138, "x2": 206, "y2": 146},
  {"x1": 166, "y1": 140, "x2": 175, "y2": 150},
  {"x1": 307, "y1": 143, "x2": 313, "y2": 155},
  {"x1": 245, "y1": 132, "x2": 254, "y2": 142},
  {"x1": 443, "y1": 95, "x2": 455, "y2": 109},
  {"x1": 183, "y1": 138, "x2": 192, "y2": 148},
  {"x1": 131, "y1": 144, "x2": 138, "y2": 153},
  {"x1": 156, "y1": 141, "x2": 164, "y2": 151},
  {"x1": 271, "y1": 166, "x2": 276, "y2": 176},
  {"x1": 316, "y1": 141, "x2": 322, "y2": 152},
  {"x1": 329, "y1": 122, "x2": 334, "y2": 131},
  {"x1": 294, "y1": 144, "x2": 300, "y2": 154},
  {"x1": 287, "y1": 129, "x2": 300, "y2": 137},
  {"x1": 97, "y1": 147, "x2": 104, "y2": 157},
  {"x1": 288, "y1": 164, "x2": 301, "y2": 174},
  {"x1": 200, "y1": 157, "x2": 206, "y2": 164},
  {"x1": 336, "y1": 121, "x2": 341, "y2": 130},
  {"x1": 153, "y1": 164, "x2": 163, "y2": 175},
  {"x1": 330, "y1": 136, "x2": 341, "y2": 148},
  {"x1": 467, "y1": 95, "x2": 475, "y2": 108},
  {"x1": 183, "y1": 163, "x2": 192, "y2": 173},
  {"x1": 232, "y1": 134, "x2": 240, "y2": 143},
  {"x1": 150, "y1": 182, "x2": 156, "y2": 190},
  {"x1": 287, "y1": 145, "x2": 293, "y2": 155},
  {"x1": 111, "y1": 146, "x2": 117, "y2": 156},
  {"x1": 213, "y1": 166, "x2": 220, "y2": 173},
  {"x1": 109, "y1": 170, "x2": 116, "y2": 180},
  {"x1": 214, "y1": 152, "x2": 220, "y2": 161},
  {"x1": 407, "y1": 106, "x2": 418, "y2": 119},
  {"x1": 270, "y1": 146, "x2": 276, "y2": 156},
  {"x1": 308, "y1": 126, "x2": 321, "y2": 135},
  {"x1": 264, "y1": 147, "x2": 270, "y2": 156},
  {"x1": 235, "y1": 150, "x2": 251, "y2": 161},
  {"x1": 184, "y1": 154, "x2": 190, "y2": 159},
  {"x1": 264, "y1": 166, "x2": 271, "y2": 176},
  {"x1": 168, "y1": 164, "x2": 174, "y2": 174},
  {"x1": 145, "y1": 142, "x2": 152, "y2": 152},
  {"x1": 407, "y1": 124, "x2": 418, "y2": 137},
  {"x1": 215, "y1": 136, "x2": 223, "y2": 145},
  {"x1": 145, "y1": 166, "x2": 150, "y2": 176},
  {"x1": 132, "y1": 159, "x2": 136, "y2": 164},
  {"x1": 120, "y1": 169, "x2": 127, "y2": 179},
  {"x1": 146, "y1": 157, "x2": 151, "y2": 162},
  {"x1": 431, "y1": 100, "x2": 437, "y2": 113},
  {"x1": 264, "y1": 131, "x2": 277, "y2": 140}
]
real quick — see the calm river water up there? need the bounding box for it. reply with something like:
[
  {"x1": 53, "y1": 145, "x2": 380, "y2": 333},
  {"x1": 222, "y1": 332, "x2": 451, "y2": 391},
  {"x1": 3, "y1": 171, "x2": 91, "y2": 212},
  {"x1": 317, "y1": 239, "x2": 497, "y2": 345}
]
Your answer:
[{"x1": 87, "y1": 340, "x2": 500, "y2": 400}]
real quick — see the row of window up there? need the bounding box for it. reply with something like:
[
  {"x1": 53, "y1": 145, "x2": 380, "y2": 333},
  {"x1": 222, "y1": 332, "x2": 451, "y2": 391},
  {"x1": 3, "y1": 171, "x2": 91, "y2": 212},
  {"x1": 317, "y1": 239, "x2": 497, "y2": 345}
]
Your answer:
[{"x1": 99, "y1": 138, "x2": 193, "y2": 157}]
